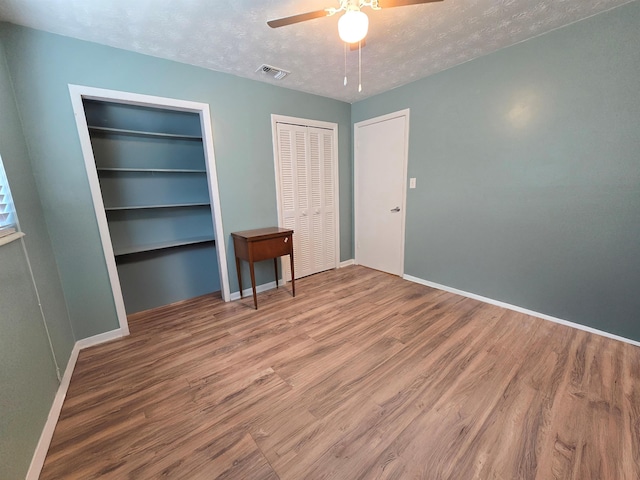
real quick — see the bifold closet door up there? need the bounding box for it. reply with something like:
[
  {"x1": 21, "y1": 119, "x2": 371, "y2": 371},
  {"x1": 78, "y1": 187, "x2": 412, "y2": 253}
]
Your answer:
[{"x1": 276, "y1": 123, "x2": 337, "y2": 279}]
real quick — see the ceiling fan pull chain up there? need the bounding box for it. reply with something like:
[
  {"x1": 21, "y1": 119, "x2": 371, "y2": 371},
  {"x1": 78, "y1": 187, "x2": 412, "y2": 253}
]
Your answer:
[
  {"x1": 358, "y1": 40, "x2": 362, "y2": 93},
  {"x1": 344, "y1": 42, "x2": 348, "y2": 86}
]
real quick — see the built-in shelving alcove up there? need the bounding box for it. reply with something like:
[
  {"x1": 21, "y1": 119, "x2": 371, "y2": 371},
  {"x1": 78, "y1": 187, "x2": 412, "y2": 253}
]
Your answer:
[{"x1": 83, "y1": 99, "x2": 221, "y2": 314}]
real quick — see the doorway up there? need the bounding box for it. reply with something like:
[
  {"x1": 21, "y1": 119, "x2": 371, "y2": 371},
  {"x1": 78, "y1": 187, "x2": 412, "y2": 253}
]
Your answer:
[
  {"x1": 271, "y1": 115, "x2": 340, "y2": 280},
  {"x1": 69, "y1": 85, "x2": 230, "y2": 334},
  {"x1": 354, "y1": 109, "x2": 410, "y2": 276}
]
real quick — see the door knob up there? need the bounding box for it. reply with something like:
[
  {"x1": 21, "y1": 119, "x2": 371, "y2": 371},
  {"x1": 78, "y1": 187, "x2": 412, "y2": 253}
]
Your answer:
[{"x1": 391, "y1": 207, "x2": 401, "y2": 213}]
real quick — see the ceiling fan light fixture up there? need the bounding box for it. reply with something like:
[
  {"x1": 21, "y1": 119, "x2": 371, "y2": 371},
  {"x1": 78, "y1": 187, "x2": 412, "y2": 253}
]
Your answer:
[{"x1": 338, "y1": 9, "x2": 369, "y2": 44}]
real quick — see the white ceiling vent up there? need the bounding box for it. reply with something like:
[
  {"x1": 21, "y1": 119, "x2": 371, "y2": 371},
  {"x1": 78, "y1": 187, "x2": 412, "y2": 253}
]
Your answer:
[{"x1": 256, "y1": 64, "x2": 290, "y2": 80}]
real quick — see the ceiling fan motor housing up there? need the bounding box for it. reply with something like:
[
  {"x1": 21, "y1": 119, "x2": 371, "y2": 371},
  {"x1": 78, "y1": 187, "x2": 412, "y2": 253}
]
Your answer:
[{"x1": 338, "y1": 6, "x2": 370, "y2": 43}]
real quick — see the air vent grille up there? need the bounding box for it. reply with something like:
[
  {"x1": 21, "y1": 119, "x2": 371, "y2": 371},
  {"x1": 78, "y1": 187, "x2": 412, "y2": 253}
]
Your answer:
[{"x1": 256, "y1": 64, "x2": 290, "y2": 80}]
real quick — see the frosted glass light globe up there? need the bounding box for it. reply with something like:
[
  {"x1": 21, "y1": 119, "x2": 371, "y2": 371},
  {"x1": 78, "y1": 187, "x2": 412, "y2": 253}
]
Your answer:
[{"x1": 338, "y1": 9, "x2": 369, "y2": 44}]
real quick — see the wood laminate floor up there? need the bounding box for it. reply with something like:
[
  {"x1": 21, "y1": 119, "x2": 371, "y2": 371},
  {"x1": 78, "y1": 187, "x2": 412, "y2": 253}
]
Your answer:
[{"x1": 40, "y1": 266, "x2": 640, "y2": 479}]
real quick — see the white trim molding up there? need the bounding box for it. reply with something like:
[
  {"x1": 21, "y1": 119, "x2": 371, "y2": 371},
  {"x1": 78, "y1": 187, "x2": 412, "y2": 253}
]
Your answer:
[
  {"x1": 68, "y1": 85, "x2": 129, "y2": 335},
  {"x1": 26, "y1": 346, "x2": 78, "y2": 480},
  {"x1": 403, "y1": 274, "x2": 640, "y2": 348},
  {"x1": 339, "y1": 259, "x2": 355, "y2": 268},
  {"x1": 26, "y1": 328, "x2": 125, "y2": 480},
  {"x1": 75, "y1": 328, "x2": 126, "y2": 350}
]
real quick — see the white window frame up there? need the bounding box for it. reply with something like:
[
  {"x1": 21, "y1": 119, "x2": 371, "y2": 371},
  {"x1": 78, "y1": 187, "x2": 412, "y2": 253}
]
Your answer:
[
  {"x1": 0, "y1": 154, "x2": 16, "y2": 228},
  {"x1": 0, "y1": 154, "x2": 23, "y2": 246}
]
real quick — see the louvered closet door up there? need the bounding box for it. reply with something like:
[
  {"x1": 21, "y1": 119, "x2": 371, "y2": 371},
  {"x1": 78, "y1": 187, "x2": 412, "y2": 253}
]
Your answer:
[
  {"x1": 276, "y1": 123, "x2": 337, "y2": 279},
  {"x1": 277, "y1": 123, "x2": 312, "y2": 278},
  {"x1": 308, "y1": 127, "x2": 337, "y2": 273}
]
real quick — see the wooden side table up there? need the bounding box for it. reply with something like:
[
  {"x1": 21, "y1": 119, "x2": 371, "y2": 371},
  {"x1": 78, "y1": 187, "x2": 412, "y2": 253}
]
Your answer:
[{"x1": 231, "y1": 227, "x2": 295, "y2": 309}]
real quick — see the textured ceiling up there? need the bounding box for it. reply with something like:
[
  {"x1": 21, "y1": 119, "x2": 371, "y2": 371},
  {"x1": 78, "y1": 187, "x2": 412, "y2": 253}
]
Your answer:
[{"x1": 0, "y1": 0, "x2": 634, "y2": 103}]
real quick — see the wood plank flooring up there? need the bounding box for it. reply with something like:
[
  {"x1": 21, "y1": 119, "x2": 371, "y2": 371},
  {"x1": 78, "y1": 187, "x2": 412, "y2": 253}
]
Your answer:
[{"x1": 40, "y1": 266, "x2": 640, "y2": 479}]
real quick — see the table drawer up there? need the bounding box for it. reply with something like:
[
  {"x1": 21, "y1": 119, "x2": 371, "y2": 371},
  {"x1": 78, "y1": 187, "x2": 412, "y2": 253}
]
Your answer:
[{"x1": 251, "y1": 235, "x2": 292, "y2": 261}]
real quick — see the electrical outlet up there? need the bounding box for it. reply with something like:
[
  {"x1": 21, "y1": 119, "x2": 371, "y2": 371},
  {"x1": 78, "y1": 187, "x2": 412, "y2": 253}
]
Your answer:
[{"x1": 409, "y1": 177, "x2": 417, "y2": 189}]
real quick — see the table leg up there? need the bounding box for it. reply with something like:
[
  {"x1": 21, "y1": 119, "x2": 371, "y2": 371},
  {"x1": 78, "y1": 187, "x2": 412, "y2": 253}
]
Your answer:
[
  {"x1": 274, "y1": 258, "x2": 279, "y2": 289},
  {"x1": 290, "y1": 252, "x2": 295, "y2": 297},
  {"x1": 249, "y1": 261, "x2": 258, "y2": 309},
  {"x1": 235, "y1": 256, "x2": 243, "y2": 299}
]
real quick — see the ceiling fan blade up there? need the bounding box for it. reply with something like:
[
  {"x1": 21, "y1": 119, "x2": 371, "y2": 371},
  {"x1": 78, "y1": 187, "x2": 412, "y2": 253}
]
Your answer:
[
  {"x1": 378, "y1": 0, "x2": 444, "y2": 7},
  {"x1": 267, "y1": 10, "x2": 329, "y2": 28}
]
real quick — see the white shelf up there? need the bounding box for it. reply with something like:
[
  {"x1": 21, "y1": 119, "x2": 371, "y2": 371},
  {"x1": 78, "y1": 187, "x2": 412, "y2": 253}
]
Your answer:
[
  {"x1": 88, "y1": 126, "x2": 202, "y2": 140},
  {"x1": 105, "y1": 202, "x2": 210, "y2": 211},
  {"x1": 114, "y1": 235, "x2": 215, "y2": 256},
  {"x1": 97, "y1": 168, "x2": 207, "y2": 173}
]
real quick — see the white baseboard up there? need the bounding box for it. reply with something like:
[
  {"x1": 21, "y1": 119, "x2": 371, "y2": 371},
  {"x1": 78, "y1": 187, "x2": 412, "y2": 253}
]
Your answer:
[
  {"x1": 26, "y1": 328, "x2": 126, "y2": 479},
  {"x1": 75, "y1": 328, "x2": 125, "y2": 350},
  {"x1": 403, "y1": 274, "x2": 640, "y2": 348},
  {"x1": 26, "y1": 344, "x2": 79, "y2": 480},
  {"x1": 339, "y1": 259, "x2": 355, "y2": 268},
  {"x1": 229, "y1": 279, "x2": 288, "y2": 301}
]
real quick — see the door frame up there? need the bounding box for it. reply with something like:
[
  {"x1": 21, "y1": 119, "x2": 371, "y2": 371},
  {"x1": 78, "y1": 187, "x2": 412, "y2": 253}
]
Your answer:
[
  {"x1": 354, "y1": 109, "x2": 410, "y2": 276},
  {"x1": 270, "y1": 114, "x2": 341, "y2": 278},
  {"x1": 69, "y1": 85, "x2": 231, "y2": 335}
]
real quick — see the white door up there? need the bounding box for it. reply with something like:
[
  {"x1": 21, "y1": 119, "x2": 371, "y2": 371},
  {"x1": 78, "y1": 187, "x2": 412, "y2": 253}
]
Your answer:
[
  {"x1": 274, "y1": 120, "x2": 339, "y2": 279},
  {"x1": 355, "y1": 110, "x2": 409, "y2": 276}
]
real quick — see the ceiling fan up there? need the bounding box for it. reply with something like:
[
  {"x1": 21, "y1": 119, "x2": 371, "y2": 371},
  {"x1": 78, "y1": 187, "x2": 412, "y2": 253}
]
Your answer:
[{"x1": 268, "y1": 0, "x2": 444, "y2": 45}]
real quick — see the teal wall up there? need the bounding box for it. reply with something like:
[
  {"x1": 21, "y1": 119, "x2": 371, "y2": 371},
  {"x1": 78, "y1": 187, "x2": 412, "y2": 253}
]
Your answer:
[
  {"x1": 353, "y1": 1, "x2": 640, "y2": 340},
  {"x1": 2, "y1": 3, "x2": 639, "y2": 475},
  {"x1": 0, "y1": 23, "x2": 353, "y2": 339},
  {"x1": 0, "y1": 242, "x2": 59, "y2": 480},
  {"x1": 0, "y1": 39, "x2": 74, "y2": 480}
]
